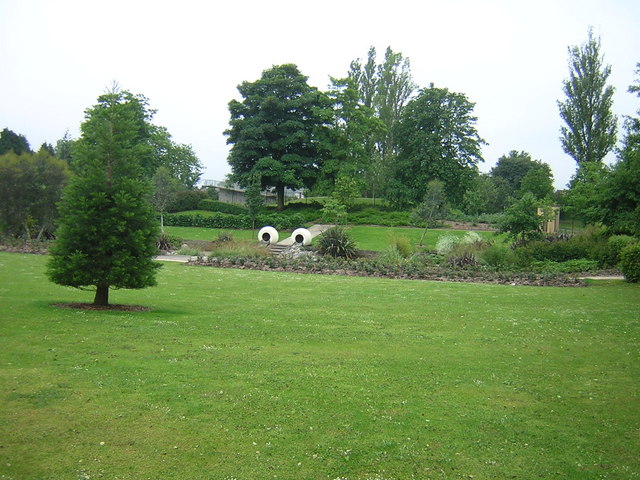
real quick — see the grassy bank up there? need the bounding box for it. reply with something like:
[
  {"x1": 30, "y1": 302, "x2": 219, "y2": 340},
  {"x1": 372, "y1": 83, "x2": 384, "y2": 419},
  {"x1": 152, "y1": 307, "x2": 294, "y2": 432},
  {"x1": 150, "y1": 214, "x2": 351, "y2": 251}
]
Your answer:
[{"x1": 1, "y1": 252, "x2": 638, "y2": 479}]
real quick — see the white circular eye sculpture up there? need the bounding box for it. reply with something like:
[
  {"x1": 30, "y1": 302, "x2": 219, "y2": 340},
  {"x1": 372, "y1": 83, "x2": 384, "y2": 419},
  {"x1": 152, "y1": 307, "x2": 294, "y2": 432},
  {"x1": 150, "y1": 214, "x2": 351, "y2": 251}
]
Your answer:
[
  {"x1": 291, "y1": 228, "x2": 312, "y2": 246},
  {"x1": 258, "y1": 226, "x2": 279, "y2": 244}
]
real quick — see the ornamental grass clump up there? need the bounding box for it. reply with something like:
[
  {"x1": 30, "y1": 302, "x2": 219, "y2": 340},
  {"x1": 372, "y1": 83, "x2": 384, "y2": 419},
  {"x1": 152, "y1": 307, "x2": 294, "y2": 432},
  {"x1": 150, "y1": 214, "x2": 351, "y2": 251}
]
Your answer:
[{"x1": 317, "y1": 226, "x2": 357, "y2": 259}]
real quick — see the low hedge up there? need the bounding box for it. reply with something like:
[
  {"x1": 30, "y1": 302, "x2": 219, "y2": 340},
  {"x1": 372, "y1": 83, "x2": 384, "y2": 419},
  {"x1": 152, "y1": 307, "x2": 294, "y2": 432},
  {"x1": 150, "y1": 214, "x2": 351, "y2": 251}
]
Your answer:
[
  {"x1": 198, "y1": 199, "x2": 248, "y2": 215},
  {"x1": 164, "y1": 212, "x2": 307, "y2": 230}
]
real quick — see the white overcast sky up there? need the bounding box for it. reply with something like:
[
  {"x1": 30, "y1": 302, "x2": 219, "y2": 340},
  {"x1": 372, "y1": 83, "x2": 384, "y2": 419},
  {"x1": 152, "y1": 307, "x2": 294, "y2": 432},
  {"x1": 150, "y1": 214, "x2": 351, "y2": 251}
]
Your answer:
[{"x1": 1, "y1": 0, "x2": 639, "y2": 189}]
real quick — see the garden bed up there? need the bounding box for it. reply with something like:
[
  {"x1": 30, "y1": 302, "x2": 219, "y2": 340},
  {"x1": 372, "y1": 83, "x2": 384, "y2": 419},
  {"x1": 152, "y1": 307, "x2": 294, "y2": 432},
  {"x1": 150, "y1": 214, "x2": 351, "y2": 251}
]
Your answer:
[{"x1": 187, "y1": 254, "x2": 588, "y2": 287}]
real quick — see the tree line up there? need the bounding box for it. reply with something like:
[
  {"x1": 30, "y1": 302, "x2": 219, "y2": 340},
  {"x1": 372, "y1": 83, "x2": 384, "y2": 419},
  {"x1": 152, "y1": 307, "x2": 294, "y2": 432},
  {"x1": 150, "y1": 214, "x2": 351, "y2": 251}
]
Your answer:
[
  {"x1": 0, "y1": 94, "x2": 204, "y2": 240},
  {"x1": 226, "y1": 35, "x2": 638, "y2": 236}
]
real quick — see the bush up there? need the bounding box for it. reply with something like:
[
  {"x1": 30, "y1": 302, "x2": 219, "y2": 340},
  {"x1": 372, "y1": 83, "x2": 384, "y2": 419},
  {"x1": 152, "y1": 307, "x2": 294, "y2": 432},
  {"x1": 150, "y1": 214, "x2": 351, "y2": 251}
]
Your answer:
[
  {"x1": 521, "y1": 228, "x2": 609, "y2": 265},
  {"x1": 163, "y1": 212, "x2": 306, "y2": 230},
  {"x1": 156, "y1": 232, "x2": 182, "y2": 251},
  {"x1": 199, "y1": 199, "x2": 248, "y2": 215},
  {"x1": 169, "y1": 190, "x2": 207, "y2": 212},
  {"x1": 317, "y1": 227, "x2": 357, "y2": 259},
  {"x1": 620, "y1": 243, "x2": 640, "y2": 283},
  {"x1": 479, "y1": 243, "x2": 516, "y2": 270},
  {"x1": 529, "y1": 259, "x2": 599, "y2": 274},
  {"x1": 606, "y1": 235, "x2": 638, "y2": 266}
]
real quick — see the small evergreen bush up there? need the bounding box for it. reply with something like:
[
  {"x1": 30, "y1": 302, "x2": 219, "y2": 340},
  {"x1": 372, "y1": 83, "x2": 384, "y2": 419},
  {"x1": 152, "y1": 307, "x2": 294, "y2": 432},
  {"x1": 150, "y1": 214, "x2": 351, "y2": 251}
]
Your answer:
[
  {"x1": 606, "y1": 235, "x2": 638, "y2": 266},
  {"x1": 620, "y1": 243, "x2": 640, "y2": 283},
  {"x1": 317, "y1": 227, "x2": 357, "y2": 259}
]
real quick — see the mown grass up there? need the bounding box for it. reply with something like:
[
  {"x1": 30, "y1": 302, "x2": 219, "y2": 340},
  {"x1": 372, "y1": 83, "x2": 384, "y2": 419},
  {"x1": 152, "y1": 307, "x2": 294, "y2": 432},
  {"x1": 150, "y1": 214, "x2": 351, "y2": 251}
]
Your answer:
[
  {"x1": 1, "y1": 252, "x2": 638, "y2": 479},
  {"x1": 165, "y1": 225, "x2": 500, "y2": 252},
  {"x1": 346, "y1": 226, "x2": 499, "y2": 252}
]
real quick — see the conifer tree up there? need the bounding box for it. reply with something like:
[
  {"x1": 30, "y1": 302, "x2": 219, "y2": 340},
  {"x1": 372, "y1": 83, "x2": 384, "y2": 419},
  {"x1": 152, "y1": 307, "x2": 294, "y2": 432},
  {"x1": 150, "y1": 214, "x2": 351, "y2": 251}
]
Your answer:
[{"x1": 47, "y1": 88, "x2": 160, "y2": 306}]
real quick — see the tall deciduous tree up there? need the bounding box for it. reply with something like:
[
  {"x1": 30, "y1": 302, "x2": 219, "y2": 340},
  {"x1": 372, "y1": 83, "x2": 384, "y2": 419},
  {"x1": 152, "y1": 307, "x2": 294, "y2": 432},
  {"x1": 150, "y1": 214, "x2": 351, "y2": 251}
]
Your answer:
[
  {"x1": 490, "y1": 150, "x2": 539, "y2": 192},
  {"x1": 348, "y1": 46, "x2": 416, "y2": 196},
  {"x1": 0, "y1": 128, "x2": 31, "y2": 155},
  {"x1": 317, "y1": 76, "x2": 385, "y2": 193},
  {"x1": 598, "y1": 63, "x2": 640, "y2": 235},
  {"x1": 151, "y1": 126, "x2": 203, "y2": 189},
  {"x1": 558, "y1": 28, "x2": 617, "y2": 166},
  {"x1": 225, "y1": 64, "x2": 332, "y2": 209},
  {"x1": 394, "y1": 85, "x2": 485, "y2": 206},
  {"x1": 519, "y1": 161, "x2": 554, "y2": 200},
  {"x1": 151, "y1": 166, "x2": 181, "y2": 232},
  {"x1": 47, "y1": 88, "x2": 161, "y2": 306},
  {"x1": 0, "y1": 150, "x2": 69, "y2": 238},
  {"x1": 55, "y1": 130, "x2": 75, "y2": 164}
]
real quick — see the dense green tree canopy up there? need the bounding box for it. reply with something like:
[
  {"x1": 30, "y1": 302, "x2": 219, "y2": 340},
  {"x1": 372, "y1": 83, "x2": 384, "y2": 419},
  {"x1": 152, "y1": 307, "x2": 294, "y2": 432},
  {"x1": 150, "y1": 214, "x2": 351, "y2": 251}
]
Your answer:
[
  {"x1": 0, "y1": 127, "x2": 31, "y2": 155},
  {"x1": 558, "y1": 28, "x2": 617, "y2": 166},
  {"x1": 225, "y1": 64, "x2": 332, "y2": 209},
  {"x1": 519, "y1": 161, "x2": 554, "y2": 200},
  {"x1": 394, "y1": 85, "x2": 485, "y2": 206},
  {"x1": 490, "y1": 150, "x2": 539, "y2": 192},
  {"x1": 47, "y1": 88, "x2": 160, "y2": 306},
  {"x1": 0, "y1": 150, "x2": 69, "y2": 239},
  {"x1": 316, "y1": 76, "x2": 385, "y2": 193},
  {"x1": 598, "y1": 63, "x2": 640, "y2": 235},
  {"x1": 150, "y1": 126, "x2": 203, "y2": 189}
]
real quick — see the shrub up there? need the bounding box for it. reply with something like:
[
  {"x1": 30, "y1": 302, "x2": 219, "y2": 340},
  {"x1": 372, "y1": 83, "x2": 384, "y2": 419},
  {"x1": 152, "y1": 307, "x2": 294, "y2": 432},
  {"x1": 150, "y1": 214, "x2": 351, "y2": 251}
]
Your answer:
[
  {"x1": 479, "y1": 243, "x2": 516, "y2": 270},
  {"x1": 436, "y1": 234, "x2": 459, "y2": 255},
  {"x1": 169, "y1": 190, "x2": 208, "y2": 212},
  {"x1": 163, "y1": 212, "x2": 306, "y2": 230},
  {"x1": 156, "y1": 232, "x2": 181, "y2": 251},
  {"x1": 317, "y1": 227, "x2": 357, "y2": 259},
  {"x1": 199, "y1": 199, "x2": 248, "y2": 215},
  {"x1": 530, "y1": 259, "x2": 599, "y2": 274},
  {"x1": 606, "y1": 235, "x2": 638, "y2": 266},
  {"x1": 620, "y1": 243, "x2": 640, "y2": 283}
]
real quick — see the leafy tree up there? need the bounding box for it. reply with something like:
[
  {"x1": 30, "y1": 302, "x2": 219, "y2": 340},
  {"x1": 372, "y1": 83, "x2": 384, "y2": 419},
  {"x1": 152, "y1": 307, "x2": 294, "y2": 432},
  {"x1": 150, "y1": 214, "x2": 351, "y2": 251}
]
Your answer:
[
  {"x1": 225, "y1": 64, "x2": 332, "y2": 210},
  {"x1": 332, "y1": 175, "x2": 360, "y2": 210},
  {"x1": 38, "y1": 142, "x2": 55, "y2": 156},
  {"x1": 348, "y1": 46, "x2": 415, "y2": 197},
  {"x1": 245, "y1": 171, "x2": 264, "y2": 230},
  {"x1": 519, "y1": 161, "x2": 554, "y2": 200},
  {"x1": 394, "y1": 85, "x2": 485, "y2": 206},
  {"x1": 321, "y1": 198, "x2": 347, "y2": 225},
  {"x1": 563, "y1": 162, "x2": 607, "y2": 226},
  {"x1": 598, "y1": 63, "x2": 640, "y2": 235},
  {"x1": 151, "y1": 126, "x2": 203, "y2": 189},
  {"x1": 498, "y1": 193, "x2": 553, "y2": 244},
  {"x1": 54, "y1": 130, "x2": 75, "y2": 164},
  {"x1": 0, "y1": 150, "x2": 69, "y2": 239},
  {"x1": 463, "y1": 174, "x2": 512, "y2": 215},
  {"x1": 375, "y1": 47, "x2": 417, "y2": 161},
  {"x1": 47, "y1": 88, "x2": 161, "y2": 306},
  {"x1": 413, "y1": 180, "x2": 447, "y2": 246},
  {"x1": 558, "y1": 28, "x2": 617, "y2": 166},
  {"x1": 317, "y1": 76, "x2": 386, "y2": 192},
  {"x1": 151, "y1": 166, "x2": 181, "y2": 232},
  {"x1": 0, "y1": 128, "x2": 31, "y2": 155},
  {"x1": 490, "y1": 150, "x2": 539, "y2": 192}
]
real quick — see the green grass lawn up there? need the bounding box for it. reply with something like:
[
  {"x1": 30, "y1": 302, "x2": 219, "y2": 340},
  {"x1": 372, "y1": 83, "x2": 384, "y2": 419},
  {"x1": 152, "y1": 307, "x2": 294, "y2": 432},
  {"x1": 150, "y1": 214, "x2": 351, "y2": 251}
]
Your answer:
[
  {"x1": 346, "y1": 225, "x2": 499, "y2": 251},
  {"x1": 166, "y1": 225, "x2": 500, "y2": 252},
  {"x1": 1, "y1": 252, "x2": 638, "y2": 479},
  {"x1": 164, "y1": 226, "x2": 259, "y2": 242}
]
